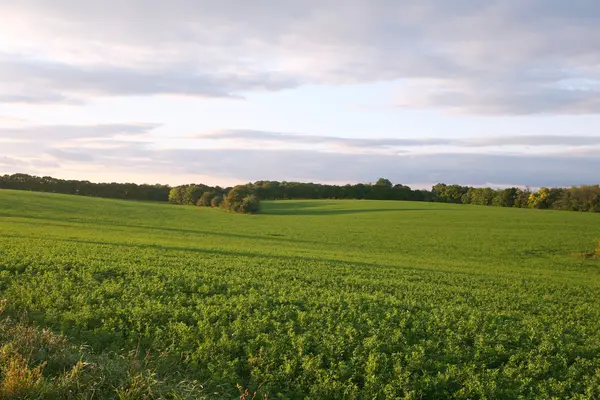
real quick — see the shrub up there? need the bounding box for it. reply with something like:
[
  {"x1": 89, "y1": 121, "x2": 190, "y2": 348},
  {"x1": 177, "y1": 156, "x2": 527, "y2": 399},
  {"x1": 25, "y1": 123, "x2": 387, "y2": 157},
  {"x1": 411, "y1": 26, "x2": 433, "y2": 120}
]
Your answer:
[
  {"x1": 196, "y1": 191, "x2": 215, "y2": 207},
  {"x1": 210, "y1": 195, "x2": 223, "y2": 208},
  {"x1": 240, "y1": 195, "x2": 260, "y2": 214},
  {"x1": 222, "y1": 186, "x2": 260, "y2": 214}
]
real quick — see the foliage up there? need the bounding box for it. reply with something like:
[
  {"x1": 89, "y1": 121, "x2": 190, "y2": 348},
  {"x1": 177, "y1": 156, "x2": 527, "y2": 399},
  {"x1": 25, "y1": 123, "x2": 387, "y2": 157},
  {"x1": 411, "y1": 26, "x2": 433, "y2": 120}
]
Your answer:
[
  {"x1": 197, "y1": 191, "x2": 217, "y2": 207},
  {"x1": 435, "y1": 183, "x2": 600, "y2": 213},
  {"x1": 210, "y1": 195, "x2": 223, "y2": 208},
  {"x1": 1, "y1": 190, "x2": 600, "y2": 398},
  {"x1": 3, "y1": 173, "x2": 600, "y2": 213},
  {"x1": 168, "y1": 186, "x2": 185, "y2": 204},
  {"x1": 375, "y1": 178, "x2": 393, "y2": 187},
  {"x1": 221, "y1": 186, "x2": 261, "y2": 214},
  {"x1": 170, "y1": 185, "x2": 261, "y2": 214},
  {"x1": 0, "y1": 173, "x2": 170, "y2": 202},
  {"x1": 251, "y1": 180, "x2": 433, "y2": 202},
  {"x1": 432, "y1": 183, "x2": 469, "y2": 204},
  {"x1": 239, "y1": 194, "x2": 261, "y2": 214},
  {"x1": 0, "y1": 301, "x2": 207, "y2": 399},
  {"x1": 183, "y1": 185, "x2": 205, "y2": 206}
]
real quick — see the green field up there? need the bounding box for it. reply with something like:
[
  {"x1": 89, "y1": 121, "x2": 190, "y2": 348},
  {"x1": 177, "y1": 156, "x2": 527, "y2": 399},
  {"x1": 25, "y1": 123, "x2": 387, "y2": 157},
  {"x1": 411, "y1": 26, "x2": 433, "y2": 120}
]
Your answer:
[{"x1": 1, "y1": 189, "x2": 600, "y2": 399}]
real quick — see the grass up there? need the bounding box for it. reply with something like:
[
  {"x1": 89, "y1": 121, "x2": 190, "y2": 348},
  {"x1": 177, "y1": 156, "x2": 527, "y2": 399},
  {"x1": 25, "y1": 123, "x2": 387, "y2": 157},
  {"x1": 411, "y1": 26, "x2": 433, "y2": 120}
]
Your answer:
[
  {"x1": 0, "y1": 189, "x2": 600, "y2": 398},
  {"x1": 0, "y1": 300, "x2": 205, "y2": 399}
]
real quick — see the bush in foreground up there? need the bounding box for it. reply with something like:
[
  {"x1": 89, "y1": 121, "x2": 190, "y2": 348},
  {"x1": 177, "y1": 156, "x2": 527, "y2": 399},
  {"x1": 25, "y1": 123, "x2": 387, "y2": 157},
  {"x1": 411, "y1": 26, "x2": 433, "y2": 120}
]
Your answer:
[{"x1": 221, "y1": 186, "x2": 261, "y2": 214}]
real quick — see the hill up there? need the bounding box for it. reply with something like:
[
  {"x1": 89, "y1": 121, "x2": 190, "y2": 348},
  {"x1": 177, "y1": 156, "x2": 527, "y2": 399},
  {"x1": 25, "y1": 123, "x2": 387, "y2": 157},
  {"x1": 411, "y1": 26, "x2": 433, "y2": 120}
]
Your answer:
[{"x1": 1, "y1": 189, "x2": 599, "y2": 398}]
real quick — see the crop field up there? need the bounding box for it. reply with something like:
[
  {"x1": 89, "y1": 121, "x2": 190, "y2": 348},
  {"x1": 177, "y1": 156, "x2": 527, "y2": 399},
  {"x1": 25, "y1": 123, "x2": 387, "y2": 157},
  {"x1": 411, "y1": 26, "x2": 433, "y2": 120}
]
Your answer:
[{"x1": 1, "y1": 189, "x2": 600, "y2": 399}]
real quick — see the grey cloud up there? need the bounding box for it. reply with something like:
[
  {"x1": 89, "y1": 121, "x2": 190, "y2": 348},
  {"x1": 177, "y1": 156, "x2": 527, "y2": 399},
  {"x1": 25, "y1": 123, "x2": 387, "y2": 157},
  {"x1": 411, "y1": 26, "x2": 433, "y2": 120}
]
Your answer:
[
  {"x1": 29, "y1": 160, "x2": 61, "y2": 168},
  {"x1": 46, "y1": 148, "x2": 94, "y2": 162},
  {"x1": 142, "y1": 149, "x2": 600, "y2": 187},
  {"x1": 0, "y1": 57, "x2": 299, "y2": 104},
  {"x1": 400, "y1": 83, "x2": 600, "y2": 115},
  {"x1": 195, "y1": 130, "x2": 456, "y2": 147},
  {"x1": 0, "y1": 123, "x2": 159, "y2": 142},
  {"x1": 0, "y1": 93, "x2": 82, "y2": 105},
  {"x1": 1, "y1": 141, "x2": 48, "y2": 156},
  {"x1": 0, "y1": 156, "x2": 59, "y2": 174},
  {"x1": 31, "y1": 146, "x2": 600, "y2": 188},
  {"x1": 473, "y1": 135, "x2": 600, "y2": 147},
  {"x1": 45, "y1": 140, "x2": 153, "y2": 162},
  {"x1": 2, "y1": 1, "x2": 600, "y2": 113},
  {"x1": 194, "y1": 129, "x2": 600, "y2": 148},
  {"x1": 0, "y1": 156, "x2": 28, "y2": 167}
]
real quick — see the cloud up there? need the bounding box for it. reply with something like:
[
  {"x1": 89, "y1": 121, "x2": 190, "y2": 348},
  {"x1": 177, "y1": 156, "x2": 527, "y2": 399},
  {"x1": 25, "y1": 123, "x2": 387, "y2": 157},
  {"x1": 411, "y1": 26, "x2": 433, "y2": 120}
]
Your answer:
[
  {"x1": 193, "y1": 129, "x2": 600, "y2": 149},
  {"x1": 0, "y1": 93, "x2": 82, "y2": 105},
  {"x1": 0, "y1": 123, "x2": 160, "y2": 142},
  {"x1": 193, "y1": 130, "x2": 457, "y2": 148},
  {"x1": 471, "y1": 135, "x2": 600, "y2": 147},
  {"x1": 0, "y1": 156, "x2": 28, "y2": 167},
  {"x1": 397, "y1": 79, "x2": 600, "y2": 115},
  {"x1": 1, "y1": 1, "x2": 599, "y2": 113},
  {"x1": 6, "y1": 141, "x2": 598, "y2": 188},
  {"x1": 3, "y1": 121, "x2": 599, "y2": 187},
  {"x1": 0, "y1": 56, "x2": 300, "y2": 104},
  {"x1": 129, "y1": 149, "x2": 600, "y2": 187},
  {"x1": 0, "y1": 156, "x2": 59, "y2": 175},
  {"x1": 0, "y1": 115, "x2": 27, "y2": 124},
  {"x1": 46, "y1": 148, "x2": 94, "y2": 162}
]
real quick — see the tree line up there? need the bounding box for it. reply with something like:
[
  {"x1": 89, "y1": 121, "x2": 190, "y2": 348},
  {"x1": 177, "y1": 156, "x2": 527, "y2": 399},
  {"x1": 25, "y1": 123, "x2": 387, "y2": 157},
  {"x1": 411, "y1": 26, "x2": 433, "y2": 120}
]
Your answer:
[
  {"x1": 0, "y1": 173, "x2": 171, "y2": 201},
  {"x1": 2, "y1": 173, "x2": 599, "y2": 213},
  {"x1": 432, "y1": 183, "x2": 600, "y2": 212}
]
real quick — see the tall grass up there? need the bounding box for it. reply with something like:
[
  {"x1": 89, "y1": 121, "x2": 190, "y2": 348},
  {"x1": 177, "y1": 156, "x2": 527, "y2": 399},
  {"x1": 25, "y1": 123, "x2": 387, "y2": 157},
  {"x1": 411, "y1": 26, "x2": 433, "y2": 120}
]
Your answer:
[{"x1": 0, "y1": 301, "x2": 207, "y2": 399}]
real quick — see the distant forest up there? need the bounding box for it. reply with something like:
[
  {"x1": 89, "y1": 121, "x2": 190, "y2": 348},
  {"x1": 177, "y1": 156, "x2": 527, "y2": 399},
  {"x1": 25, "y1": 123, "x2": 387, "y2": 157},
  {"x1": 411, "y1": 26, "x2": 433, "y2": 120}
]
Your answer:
[{"x1": 1, "y1": 173, "x2": 599, "y2": 213}]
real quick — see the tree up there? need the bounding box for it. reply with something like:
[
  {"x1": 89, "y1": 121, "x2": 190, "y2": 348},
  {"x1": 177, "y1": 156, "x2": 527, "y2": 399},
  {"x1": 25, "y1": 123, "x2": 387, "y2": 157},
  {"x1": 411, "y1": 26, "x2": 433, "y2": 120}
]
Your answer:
[
  {"x1": 239, "y1": 195, "x2": 260, "y2": 213},
  {"x1": 528, "y1": 188, "x2": 550, "y2": 209},
  {"x1": 210, "y1": 195, "x2": 223, "y2": 208},
  {"x1": 514, "y1": 188, "x2": 531, "y2": 208},
  {"x1": 493, "y1": 188, "x2": 517, "y2": 207},
  {"x1": 197, "y1": 191, "x2": 215, "y2": 207},
  {"x1": 222, "y1": 185, "x2": 260, "y2": 213},
  {"x1": 4, "y1": 173, "x2": 600, "y2": 214},
  {"x1": 168, "y1": 187, "x2": 185, "y2": 204},
  {"x1": 432, "y1": 184, "x2": 469, "y2": 203},
  {"x1": 182, "y1": 185, "x2": 204, "y2": 205},
  {"x1": 375, "y1": 178, "x2": 393, "y2": 188}
]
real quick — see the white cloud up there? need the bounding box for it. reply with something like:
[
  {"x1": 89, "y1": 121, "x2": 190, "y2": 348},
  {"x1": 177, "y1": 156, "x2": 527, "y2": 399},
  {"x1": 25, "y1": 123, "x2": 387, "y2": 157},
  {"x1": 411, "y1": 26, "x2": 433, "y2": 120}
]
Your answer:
[
  {"x1": 0, "y1": 115, "x2": 27, "y2": 125},
  {"x1": 1, "y1": 2, "x2": 599, "y2": 187},
  {"x1": 192, "y1": 129, "x2": 600, "y2": 149},
  {"x1": 0, "y1": 123, "x2": 159, "y2": 142},
  {"x1": 1, "y1": 1, "x2": 599, "y2": 114}
]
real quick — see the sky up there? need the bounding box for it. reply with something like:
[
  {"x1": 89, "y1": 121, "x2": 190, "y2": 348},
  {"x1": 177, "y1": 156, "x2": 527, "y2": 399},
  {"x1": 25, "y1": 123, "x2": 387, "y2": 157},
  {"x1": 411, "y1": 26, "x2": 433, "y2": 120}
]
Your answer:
[{"x1": 1, "y1": 0, "x2": 599, "y2": 188}]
